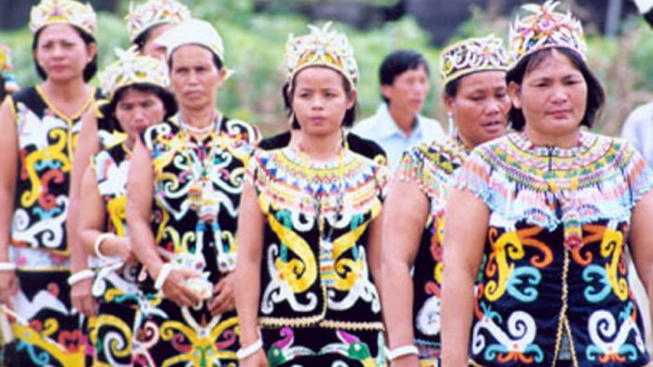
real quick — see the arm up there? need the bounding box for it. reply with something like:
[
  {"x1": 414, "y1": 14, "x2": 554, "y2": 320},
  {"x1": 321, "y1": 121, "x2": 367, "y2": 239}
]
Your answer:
[
  {"x1": 380, "y1": 180, "x2": 428, "y2": 367},
  {"x1": 0, "y1": 98, "x2": 19, "y2": 307},
  {"x1": 78, "y1": 165, "x2": 132, "y2": 263},
  {"x1": 233, "y1": 181, "x2": 268, "y2": 367},
  {"x1": 440, "y1": 188, "x2": 488, "y2": 367},
  {"x1": 126, "y1": 137, "x2": 199, "y2": 307},
  {"x1": 68, "y1": 108, "x2": 100, "y2": 316},
  {"x1": 627, "y1": 190, "x2": 653, "y2": 326}
]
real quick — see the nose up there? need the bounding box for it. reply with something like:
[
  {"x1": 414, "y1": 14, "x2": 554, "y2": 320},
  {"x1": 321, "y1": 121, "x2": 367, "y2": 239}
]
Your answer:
[
  {"x1": 550, "y1": 84, "x2": 569, "y2": 104},
  {"x1": 310, "y1": 95, "x2": 325, "y2": 110}
]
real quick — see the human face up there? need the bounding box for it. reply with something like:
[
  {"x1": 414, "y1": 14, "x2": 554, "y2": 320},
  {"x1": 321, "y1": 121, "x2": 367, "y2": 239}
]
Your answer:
[
  {"x1": 140, "y1": 23, "x2": 174, "y2": 60},
  {"x1": 381, "y1": 65, "x2": 430, "y2": 114},
  {"x1": 34, "y1": 24, "x2": 96, "y2": 83},
  {"x1": 509, "y1": 49, "x2": 588, "y2": 147},
  {"x1": 114, "y1": 88, "x2": 166, "y2": 144},
  {"x1": 445, "y1": 71, "x2": 510, "y2": 148},
  {"x1": 291, "y1": 67, "x2": 355, "y2": 138},
  {"x1": 170, "y1": 45, "x2": 225, "y2": 112}
]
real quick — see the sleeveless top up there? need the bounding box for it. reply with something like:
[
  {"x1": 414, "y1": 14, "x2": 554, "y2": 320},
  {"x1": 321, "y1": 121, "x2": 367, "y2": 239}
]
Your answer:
[
  {"x1": 10, "y1": 86, "x2": 98, "y2": 255},
  {"x1": 91, "y1": 143, "x2": 139, "y2": 300},
  {"x1": 454, "y1": 131, "x2": 652, "y2": 367},
  {"x1": 396, "y1": 137, "x2": 469, "y2": 349},
  {"x1": 248, "y1": 147, "x2": 387, "y2": 331},
  {"x1": 141, "y1": 114, "x2": 258, "y2": 290}
]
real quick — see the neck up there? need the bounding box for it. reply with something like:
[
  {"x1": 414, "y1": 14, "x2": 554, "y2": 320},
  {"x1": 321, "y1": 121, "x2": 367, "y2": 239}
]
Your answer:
[
  {"x1": 41, "y1": 78, "x2": 90, "y2": 104},
  {"x1": 296, "y1": 131, "x2": 343, "y2": 162},
  {"x1": 525, "y1": 126, "x2": 580, "y2": 149},
  {"x1": 388, "y1": 103, "x2": 416, "y2": 136},
  {"x1": 457, "y1": 134, "x2": 476, "y2": 151},
  {"x1": 180, "y1": 107, "x2": 216, "y2": 129}
]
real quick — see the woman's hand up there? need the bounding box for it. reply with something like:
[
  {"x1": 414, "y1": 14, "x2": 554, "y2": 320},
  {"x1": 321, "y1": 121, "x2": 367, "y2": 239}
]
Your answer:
[
  {"x1": 115, "y1": 237, "x2": 138, "y2": 265},
  {"x1": 209, "y1": 271, "x2": 235, "y2": 315},
  {"x1": 71, "y1": 277, "x2": 97, "y2": 317},
  {"x1": 0, "y1": 270, "x2": 18, "y2": 307},
  {"x1": 161, "y1": 268, "x2": 201, "y2": 308},
  {"x1": 240, "y1": 349, "x2": 269, "y2": 367}
]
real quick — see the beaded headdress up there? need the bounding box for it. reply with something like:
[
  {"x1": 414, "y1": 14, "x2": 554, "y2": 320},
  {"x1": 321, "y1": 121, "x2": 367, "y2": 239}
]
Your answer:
[
  {"x1": 285, "y1": 22, "x2": 358, "y2": 89},
  {"x1": 29, "y1": 0, "x2": 96, "y2": 36},
  {"x1": 440, "y1": 35, "x2": 509, "y2": 85},
  {"x1": 125, "y1": 0, "x2": 191, "y2": 43},
  {"x1": 99, "y1": 46, "x2": 169, "y2": 100},
  {"x1": 508, "y1": 1, "x2": 586, "y2": 66}
]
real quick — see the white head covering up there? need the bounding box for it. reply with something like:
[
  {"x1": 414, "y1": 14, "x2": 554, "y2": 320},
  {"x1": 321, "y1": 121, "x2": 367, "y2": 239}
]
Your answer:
[{"x1": 155, "y1": 18, "x2": 225, "y2": 64}]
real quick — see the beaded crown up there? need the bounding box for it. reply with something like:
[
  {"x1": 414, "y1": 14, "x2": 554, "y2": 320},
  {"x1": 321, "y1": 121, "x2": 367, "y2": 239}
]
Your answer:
[
  {"x1": 125, "y1": 0, "x2": 191, "y2": 43},
  {"x1": 509, "y1": 1, "x2": 586, "y2": 66},
  {"x1": 440, "y1": 35, "x2": 509, "y2": 85},
  {"x1": 29, "y1": 0, "x2": 96, "y2": 36},
  {"x1": 100, "y1": 46, "x2": 169, "y2": 100},
  {"x1": 285, "y1": 22, "x2": 358, "y2": 89}
]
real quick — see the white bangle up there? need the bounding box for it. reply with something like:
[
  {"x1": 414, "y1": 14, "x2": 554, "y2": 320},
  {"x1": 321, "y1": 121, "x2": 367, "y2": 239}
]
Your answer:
[
  {"x1": 386, "y1": 345, "x2": 419, "y2": 361},
  {"x1": 0, "y1": 262, "x2": 16, "y2": 271},
  {"x1": 67, "y1": 269, "x2": 95, "y2": 286},
  {"x1": 94, "y1": 233, "x2": 118, "y2": 261},
  {"x1": 154, "y1": 263, "x2": 173, "y2": 290},
  {"x1": 236, "y1": 337, "x2": 263, "y2": 360}
]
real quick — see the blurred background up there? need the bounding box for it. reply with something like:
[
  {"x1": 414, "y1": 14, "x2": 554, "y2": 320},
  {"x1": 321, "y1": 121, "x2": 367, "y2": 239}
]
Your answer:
[{"x1": 0, "y1": 0, "x2": 651, "y2": 137}]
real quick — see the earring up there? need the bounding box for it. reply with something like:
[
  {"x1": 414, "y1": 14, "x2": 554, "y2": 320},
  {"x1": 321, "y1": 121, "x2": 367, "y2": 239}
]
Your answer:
[{"x1": 447, "y1": 112, "x2": 456, "y2": 137}]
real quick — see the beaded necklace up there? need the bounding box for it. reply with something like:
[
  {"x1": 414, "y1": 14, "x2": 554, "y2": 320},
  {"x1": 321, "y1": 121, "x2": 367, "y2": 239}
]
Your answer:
[
  {"x1": 179, "y1": 113, "x2": 222, "y2": 224},
  {"x1": 296, "y1": 141, "x2": 345, "y2": 287}
]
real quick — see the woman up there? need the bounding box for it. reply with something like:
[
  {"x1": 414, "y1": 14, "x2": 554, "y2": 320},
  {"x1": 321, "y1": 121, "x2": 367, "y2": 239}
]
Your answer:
[
  {"x1": 78, "y1": 47, "x2": 176, "y2": 366},
  {"x1": 441, "y1": 2, "x2": 653, "y2": 367},
  {"x1": 0, "y1": 0, "x2": 99, "y2": 365},
  {"x1": 381, "y1": 35, "x2": 510, "y2": 367},
  {"x1": 126, "y1": 19, "x2": 259, "y2": 366},
  {"x1": 234, "y1": 23, "x2": 387, "y2": 367},
  {"x1": 66, "y1": 0, "x2": 191, "y2": 320}
]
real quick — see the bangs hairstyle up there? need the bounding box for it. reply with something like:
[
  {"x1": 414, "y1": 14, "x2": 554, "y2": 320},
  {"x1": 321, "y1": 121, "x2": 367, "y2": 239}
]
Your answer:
[
  {"x1": 506, "y1": 47, "x2": 605, "y2": 131},
  {"x1": 32, "y1": 25, "x2": 98, "y2": 82},
  {"x1": 167, "y1": 46, "x2": 223, "y2": 72},
  {"x1": 283, "y1": 67, "x2": 357, "y2": 130},
  {"x1": 99, "y1": 83, "x2": 178, "y2": 133}
]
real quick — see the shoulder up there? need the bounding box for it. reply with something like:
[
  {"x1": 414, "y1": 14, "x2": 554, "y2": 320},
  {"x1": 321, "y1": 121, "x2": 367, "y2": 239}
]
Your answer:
[
  {"x1": 223, "y1": 117, "x2": 260, "y2": 146},
  {"x1": 624, "y1": 102, "x2": 653, "y2": 126},
  {"x1": 418, "y1": 115, "x2": 445, "y2": 137},
  {"x1": 351, "y1": 105, "x2": 385, "y2": 134},
  {"x1": 258, "y1": 131, "x2": 291, "y2": 151},
  {"x1": 11, "y1": 86, "x2": 38, "y2": 105},
  {"x1": 346, "y1": 132, "x2": 387, "y2": 161}
]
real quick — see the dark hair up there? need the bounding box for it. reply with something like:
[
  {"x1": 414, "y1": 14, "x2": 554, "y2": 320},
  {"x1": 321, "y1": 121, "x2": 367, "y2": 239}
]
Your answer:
[
  {"x1": 444, "y1": 76, "x2": 461, "y2": 98},
  {"x1": 132, "y1": 23, "x2": 165, "y2": 52},
  {"x1": 506, "y1": 47, "x2": 605, "y2": 131},
  {"x1": 379, "y1": 49, "x2": 430, "y2": 104},
  {"x1": 99, "y1": 84, "x2": 177, "y2": 132},
  {"x1": 283, "y1": 67, "x2": 357, "y2": 130},
  {"x1": 167, "y1": 46, "x2": 224, "y2": 71},
  {"x1": 32, "y1": 25, "x2": 98, "y2": 82}
]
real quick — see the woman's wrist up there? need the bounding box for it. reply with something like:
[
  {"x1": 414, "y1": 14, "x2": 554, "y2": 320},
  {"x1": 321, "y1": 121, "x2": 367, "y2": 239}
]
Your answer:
[
  {"x1": 0, "y1": 261, "x2": 16, "y2": 271},
  {"x1": 236, "y1": 329, "x2": 263, "y2": 360},
  {"x1": 385, "y1": 344, "x2": 419, "y2": 361}
]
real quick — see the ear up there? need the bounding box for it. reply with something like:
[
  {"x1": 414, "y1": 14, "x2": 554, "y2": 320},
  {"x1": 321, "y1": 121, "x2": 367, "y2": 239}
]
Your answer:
[
  {"x1": 380, "y1": 84, "x2": 392, "y2": 101},
  {"x1": 86, "y1": 42, "x2": 98, "y2": 62},
  {"x1": 346, "y1": 88, "x2": 357, "y2": 110},
  {"x1": 508, "y1": 81, "x2": 522, "y2": 109},
  {"x1": 216, "y1": 68, "x2": 229, "y2": 87},
  {"x1": 443, "y1": 94, "x2": 455, "y2": 115}
]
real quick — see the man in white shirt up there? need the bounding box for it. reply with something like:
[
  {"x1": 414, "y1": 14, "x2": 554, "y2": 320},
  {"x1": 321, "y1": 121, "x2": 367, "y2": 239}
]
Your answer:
[{"x1": 353, "y1": 50, "x2": 444, "y2": 169}]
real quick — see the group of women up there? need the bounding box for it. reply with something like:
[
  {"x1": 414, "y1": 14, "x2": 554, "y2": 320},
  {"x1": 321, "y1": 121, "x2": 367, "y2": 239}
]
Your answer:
[{"x1": 0, "y1": 0, "x2": 652, "y2": 367}]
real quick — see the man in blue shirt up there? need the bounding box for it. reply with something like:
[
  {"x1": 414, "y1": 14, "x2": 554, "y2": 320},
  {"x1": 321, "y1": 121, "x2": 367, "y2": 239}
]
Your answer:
[{"x1": 353, "y1": 50, "x2": 444, "y2": 169}]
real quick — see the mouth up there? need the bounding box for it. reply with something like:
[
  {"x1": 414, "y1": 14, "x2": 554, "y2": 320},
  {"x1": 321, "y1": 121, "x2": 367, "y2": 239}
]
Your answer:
[
  {"x1": 547, "y1": 109, "x2": 572, "y2": 118},
  {"x1": 480, "y1": 120, "x2": 505, "y2": 133}
]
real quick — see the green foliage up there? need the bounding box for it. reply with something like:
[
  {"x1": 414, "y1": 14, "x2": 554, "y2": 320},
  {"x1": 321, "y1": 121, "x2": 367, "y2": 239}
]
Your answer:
[{"x1": 4, "y1": 2, "x2": 653, "y2": 137}]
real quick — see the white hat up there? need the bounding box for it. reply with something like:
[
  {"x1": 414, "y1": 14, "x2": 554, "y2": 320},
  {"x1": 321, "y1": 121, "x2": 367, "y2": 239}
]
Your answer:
[{"x1": 155, "y1": 18, "x2": 224, "y2": 63}]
